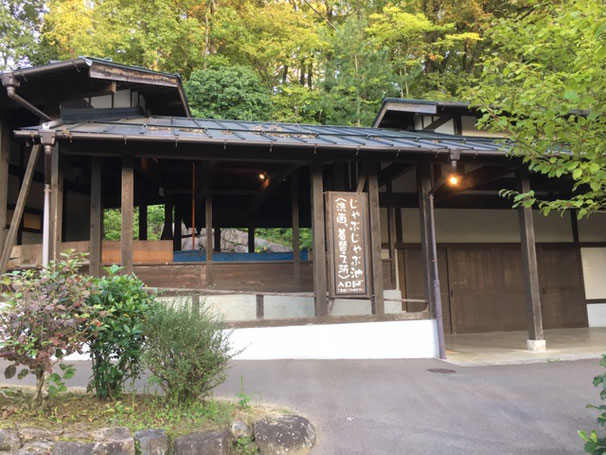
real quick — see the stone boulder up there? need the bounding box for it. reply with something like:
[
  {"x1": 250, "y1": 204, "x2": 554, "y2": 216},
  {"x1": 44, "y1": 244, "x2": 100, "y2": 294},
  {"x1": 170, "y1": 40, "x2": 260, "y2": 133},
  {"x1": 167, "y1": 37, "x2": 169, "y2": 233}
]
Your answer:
[
  {"x1": 253, "y1": 415, "x2": 316, "y2": 455},
  {"x1": 133, "y1": 430, "x2": 167, "y2": 455},
  {"x1": 51, "y1": 441, "x2": 106, "y2": 455},
  {"x1": 18, "y1": 428, "x2": 61, "y2": 443},
  {"x1": 0, "y1": 429, "x2": 21, "y2": 451},
  {"x1": 14, "y1": 440, "x2": 54, "y2": 455},
  {"x1": 172, "y1": 430, "x2": 232, "y2": 455},
  {"x1": 229, "y1": 421, "x2": 251, "y2": 439}
]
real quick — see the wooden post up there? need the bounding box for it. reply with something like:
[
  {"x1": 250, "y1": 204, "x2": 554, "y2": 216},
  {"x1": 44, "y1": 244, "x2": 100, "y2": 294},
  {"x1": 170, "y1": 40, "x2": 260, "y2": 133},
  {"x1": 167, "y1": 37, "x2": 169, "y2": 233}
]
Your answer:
[
  {"x1": 0, "y1": 122, "x2": 9, "y2": 250},
  {"x1": 248, "y1": 226, "x2": 255, "y2": 253},
  {"x1": 417, "y1": 162, "x2": 433, "y2": 310},
  {"x1": 387, "y1": 182, "x2": 397, "y2": 288},
  {"x1": 173, "y1": 204, "x2": 182, "y2": 251},
  {"x1": 139, "y1": 204, "x2": 148, "y2": 240},
  {"x1": 89, "y1": 157, "x2": 103, "y2": 277},
  {"x1": 291, "y1": 172, "x2": 301, "y2": 286},
  {"x1": 205, "y1": 166, "x2": 213, "y2": 285},
  {"x1": 162, "y1": 199, "x2": 173, "y2": 240},
  {"x1": 49, "y1": 145, "x2": 63, "y2": 261},
  {"x1": 517, "y1": 170, "x2": 545, "y2": 350},
  {"x1": 368, "y1": 163, "x2": 384, "y2": 314},
  {"x1": 121, "y1": 156, "x2": 134, "y2": 274},
  {"x1": 214, "y1": 227, "x2": 221, "y2": 252},
  {"x1": 0, "y1": 145, "x2": 40, "y2": 275},
  {"x1": 310, "y1": 162, "x2": 328, "y2": 316}
]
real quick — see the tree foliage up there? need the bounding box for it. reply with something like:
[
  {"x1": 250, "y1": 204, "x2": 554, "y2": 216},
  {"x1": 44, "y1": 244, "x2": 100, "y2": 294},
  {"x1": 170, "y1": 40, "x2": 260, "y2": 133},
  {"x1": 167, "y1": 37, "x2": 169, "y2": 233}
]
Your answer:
[
  {"x1": 470, "y1": 0, "x2": 606, "y2": 217},
  {"x1": 184, "y1": 64, "x2": 272, "y2": 120}
]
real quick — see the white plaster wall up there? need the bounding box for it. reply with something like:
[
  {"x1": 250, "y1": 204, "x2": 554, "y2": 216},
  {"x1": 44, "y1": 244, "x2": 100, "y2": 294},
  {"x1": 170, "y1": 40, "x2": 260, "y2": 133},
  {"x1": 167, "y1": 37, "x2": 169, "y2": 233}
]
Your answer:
[
  {"x1": 581, "y1": 248, "x2": 606, "y2": 300},
  {"x1": 578, "y1": 213, "x2": 606, "y2": 242},
  {"x1": 230, "y1": 319, "x2": 438, "y2": 359},
  {"x1": 587, "y1": 304, "x2": 606, "y2": 328},
  {"x1": 533, "y1": 211, "x2": 573, "y2": 242}
]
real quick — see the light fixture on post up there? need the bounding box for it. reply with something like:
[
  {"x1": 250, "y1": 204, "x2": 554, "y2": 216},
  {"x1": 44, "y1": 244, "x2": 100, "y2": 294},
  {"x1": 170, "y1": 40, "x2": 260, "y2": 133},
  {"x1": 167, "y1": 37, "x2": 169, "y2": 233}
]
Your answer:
[{"x1": 427, "y1": 150, "x2": 461, "y2": 360}]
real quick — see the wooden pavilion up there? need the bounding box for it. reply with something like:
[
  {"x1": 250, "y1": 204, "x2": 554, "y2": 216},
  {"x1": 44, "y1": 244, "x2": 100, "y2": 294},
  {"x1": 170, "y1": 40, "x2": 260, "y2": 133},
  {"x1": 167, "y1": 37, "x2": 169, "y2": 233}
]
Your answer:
[{"x1": 2, "y1": 59, "x2": 605, "y2": 359}]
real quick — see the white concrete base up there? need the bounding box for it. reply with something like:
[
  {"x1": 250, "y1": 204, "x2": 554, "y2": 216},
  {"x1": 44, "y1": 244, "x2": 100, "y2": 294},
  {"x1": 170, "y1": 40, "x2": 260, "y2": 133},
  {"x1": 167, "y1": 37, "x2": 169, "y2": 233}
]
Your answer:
[
  {"x1": 229, "y1": 319, "x2": 439, "y2": 360},
  {"x1": 587, "y1": 303, "x2": 606, "y2": 327},
  {"x1": 526, "y1": 339, "x2": 547, "y2": 351}
]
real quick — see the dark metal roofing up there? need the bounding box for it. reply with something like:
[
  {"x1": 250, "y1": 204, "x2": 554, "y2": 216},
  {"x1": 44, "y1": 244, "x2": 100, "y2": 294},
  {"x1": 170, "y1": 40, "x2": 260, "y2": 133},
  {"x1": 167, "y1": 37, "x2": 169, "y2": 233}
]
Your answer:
[
  {"x1": 15, "y1": 116, "x2": 507, "y2": 155},
  {"x1": 372, "y1": 97, "x2": 478, "y2": 128}
]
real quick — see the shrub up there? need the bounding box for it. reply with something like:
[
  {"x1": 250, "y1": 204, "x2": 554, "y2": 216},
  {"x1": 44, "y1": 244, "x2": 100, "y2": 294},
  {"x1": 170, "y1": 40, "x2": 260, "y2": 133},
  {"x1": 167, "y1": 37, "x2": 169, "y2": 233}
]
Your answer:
[
  {"x1": 87, "y1": 265, "x2": 158, "y2": 400},
  {"x1": 579, "y1": 354, "x2": 606, "y2": 454},
  {"x1": 0, "y1": 251, "x2": 97, "y2": 407},
  {"x1": 142, "y1": 303, "x2": 233, "y2": 405}
]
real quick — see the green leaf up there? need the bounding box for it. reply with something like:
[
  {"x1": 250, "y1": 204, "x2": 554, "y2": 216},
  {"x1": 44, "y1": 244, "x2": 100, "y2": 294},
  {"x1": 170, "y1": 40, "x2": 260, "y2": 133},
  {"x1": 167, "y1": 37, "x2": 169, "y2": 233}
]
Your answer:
[
  {"x1": 4, "y1": 365, "x2": 16, "y2": 379},
  {"x1": 17, "y1": 368, "x2": 29, "y2": 380}
]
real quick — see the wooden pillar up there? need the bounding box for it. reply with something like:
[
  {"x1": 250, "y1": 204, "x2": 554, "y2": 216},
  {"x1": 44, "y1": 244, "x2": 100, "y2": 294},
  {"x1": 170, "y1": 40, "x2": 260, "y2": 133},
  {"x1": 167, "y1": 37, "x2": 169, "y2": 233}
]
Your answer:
[
  {"x1": 0, "y1": 122, "x2": 9, "y2": 250},
  {"x1": 49, "y1": 145, "x2": 63, "y2": 261},
  {"x1": 139, "y1": 204, "x2": 148, "y2": 240},
  {"x1": 248, "y1": 226, "x2": 255, "y2": 253},
  {"x1": 89, "y1": 157, "x2": 103, "y2": 277},
  {"x1": 205, "y1": 166, "x2": 213, "y2": 285},
  {"x1": 387, "y1": 182, "x2": 397, "y2": 288},
  {"x1": 121, "y1": 156, "x2": 134, "y2": 274},
  {"x1": 0, "y1": 145, "x2": 40, "y2": 275},
  {"x1": 291, "y1": 172, "x2": 301, "y2": 286},
  {"x1": 368, "y1": 163, "x2": 384, "y2": 314},
  {"x1": 173, "y1": 204, "x2": 182, "y2": 251},
  {"x1": 517, "y1": 170, "x2": 545, "y2": 349},
  {"x1": 417, "y1": 162, "x2": 433, "y2": 310},
  {"x1": 214, "y1": 227, "x2": 221, "y2": 252},
  {"x1": 310, "y1": 162, "x2": 328, "y2": 316},
  {"x1": 162, "y1": 199, "x2": 173, "y2": 240}
]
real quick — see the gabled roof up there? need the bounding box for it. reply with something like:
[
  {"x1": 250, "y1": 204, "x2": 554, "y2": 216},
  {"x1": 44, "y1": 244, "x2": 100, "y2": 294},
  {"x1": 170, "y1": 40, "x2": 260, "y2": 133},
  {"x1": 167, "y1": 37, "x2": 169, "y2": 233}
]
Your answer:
[
  {"x1": 15, "y1": 115, "x2": 507, "y2": 157},
  {"x1": 1, "y1": 57, "x2": 190, "y2": 118},
  {"x1": 373, "y1": 97, "x2": 478, "y2": 129}
]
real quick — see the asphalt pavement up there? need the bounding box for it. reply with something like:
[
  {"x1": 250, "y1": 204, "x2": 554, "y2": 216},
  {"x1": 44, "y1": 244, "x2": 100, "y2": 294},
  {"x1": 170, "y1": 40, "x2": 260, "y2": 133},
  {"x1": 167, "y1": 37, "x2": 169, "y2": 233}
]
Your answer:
[{"x1": 1, "y1": 358, "x2": 602, "y2": 454}]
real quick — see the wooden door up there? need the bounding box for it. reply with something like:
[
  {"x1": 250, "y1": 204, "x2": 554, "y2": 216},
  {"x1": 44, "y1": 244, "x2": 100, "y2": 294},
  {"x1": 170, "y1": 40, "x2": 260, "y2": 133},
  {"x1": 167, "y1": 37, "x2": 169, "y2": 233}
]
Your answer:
[
  {"x1": 401, "y1": 247, "x2": 452, "y2": 333},
  {"x1": 447, "y1": 247, "x2": 502, "y2": 333},
  {"x1": 538, "y1": 246, "x2": 587, "y2": 329},
  {"x1": 497, "y1": 247, "x2": 527, "y2": 331}
]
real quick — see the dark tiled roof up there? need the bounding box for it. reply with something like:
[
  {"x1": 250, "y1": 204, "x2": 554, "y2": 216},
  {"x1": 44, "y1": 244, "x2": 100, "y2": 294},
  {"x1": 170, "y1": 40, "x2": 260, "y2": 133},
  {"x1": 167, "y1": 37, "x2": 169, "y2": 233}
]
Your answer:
[{"x1": 16, "y1": 116, "x2": 507, "y2": 156}]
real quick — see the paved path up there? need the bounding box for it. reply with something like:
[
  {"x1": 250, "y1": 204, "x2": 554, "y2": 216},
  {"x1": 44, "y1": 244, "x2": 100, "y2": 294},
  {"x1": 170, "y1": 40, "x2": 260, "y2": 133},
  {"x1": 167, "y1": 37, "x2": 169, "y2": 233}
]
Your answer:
[{"x1": 1, "y1": 358, "x2": 602, "y2": 454}]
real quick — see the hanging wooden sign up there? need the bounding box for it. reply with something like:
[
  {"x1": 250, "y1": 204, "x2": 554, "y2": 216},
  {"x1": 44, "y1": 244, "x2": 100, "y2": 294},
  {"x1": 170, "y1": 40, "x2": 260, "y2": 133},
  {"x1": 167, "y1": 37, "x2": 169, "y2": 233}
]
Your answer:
[{"x1": 325, "y1": 191, "x2": 371, "y2": 298}]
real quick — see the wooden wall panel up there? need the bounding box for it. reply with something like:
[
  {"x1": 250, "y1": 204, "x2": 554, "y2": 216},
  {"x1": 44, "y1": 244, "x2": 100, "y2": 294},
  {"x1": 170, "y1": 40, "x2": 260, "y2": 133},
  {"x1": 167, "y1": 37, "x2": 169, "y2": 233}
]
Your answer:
[
  {"x1": 211, "y1": 261, "x2": 313, "y2": 292},
  {"x1": 134, "y1": 264, "x2": 205, "y2": 288}
]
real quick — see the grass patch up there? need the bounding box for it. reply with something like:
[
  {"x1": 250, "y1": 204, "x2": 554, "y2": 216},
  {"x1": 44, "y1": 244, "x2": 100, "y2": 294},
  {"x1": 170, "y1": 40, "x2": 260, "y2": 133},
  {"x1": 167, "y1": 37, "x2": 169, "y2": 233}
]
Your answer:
[{"x1": 0, "y1": 386, "x2": 272, "y2": 438}]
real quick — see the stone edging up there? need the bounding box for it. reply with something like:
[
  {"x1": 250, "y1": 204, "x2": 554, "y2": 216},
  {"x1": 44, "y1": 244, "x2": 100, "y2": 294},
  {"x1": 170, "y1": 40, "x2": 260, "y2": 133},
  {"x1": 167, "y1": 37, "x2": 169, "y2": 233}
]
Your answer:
[{"x1": 0, "y1": 414, "x2": 316, "y2": 455}]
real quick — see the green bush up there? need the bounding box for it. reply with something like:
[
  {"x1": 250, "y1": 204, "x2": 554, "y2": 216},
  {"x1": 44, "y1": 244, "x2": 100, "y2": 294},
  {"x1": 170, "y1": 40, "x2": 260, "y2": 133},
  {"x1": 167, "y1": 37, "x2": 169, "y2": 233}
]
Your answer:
[
  {"x1": 579, "y1": 354, "x2": 606, "y2": 454},
  {"x1": 142, "y1": 303, "x2": 233, "y2": 405},
  {"x1": 87, "y1": 265, "x2": 158, "y2": 400},
  {"x1": 0, "y1": 251, "x2": 97, "y2": 407}
]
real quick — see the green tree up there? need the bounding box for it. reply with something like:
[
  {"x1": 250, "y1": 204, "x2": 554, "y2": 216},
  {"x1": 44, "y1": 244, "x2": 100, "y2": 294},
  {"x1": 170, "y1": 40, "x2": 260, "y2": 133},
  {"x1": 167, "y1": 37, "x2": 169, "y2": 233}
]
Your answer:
[
  {"x1": 0, "y1": 0, "x2": 44, "y2": 68},
  {"x1": 184, "y1": 64, "x2": 272, "y2": 120},
  {"x1": 470, "y1": 0, "x2": 606, "y2": 217}
]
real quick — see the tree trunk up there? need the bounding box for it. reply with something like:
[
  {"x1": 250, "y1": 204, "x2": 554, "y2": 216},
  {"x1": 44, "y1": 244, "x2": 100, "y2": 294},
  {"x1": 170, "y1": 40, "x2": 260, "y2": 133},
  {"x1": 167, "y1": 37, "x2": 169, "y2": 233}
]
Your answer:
[{"x1": 35, "y1": 370, "x2": 44, "y2": 408}]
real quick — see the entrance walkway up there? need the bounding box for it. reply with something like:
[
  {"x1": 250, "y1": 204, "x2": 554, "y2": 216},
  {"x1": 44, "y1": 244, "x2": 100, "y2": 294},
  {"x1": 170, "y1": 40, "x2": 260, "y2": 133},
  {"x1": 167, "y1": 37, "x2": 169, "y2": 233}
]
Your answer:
[{"x1": 445, "y1": 327, "x2": 606, "y2": 366}]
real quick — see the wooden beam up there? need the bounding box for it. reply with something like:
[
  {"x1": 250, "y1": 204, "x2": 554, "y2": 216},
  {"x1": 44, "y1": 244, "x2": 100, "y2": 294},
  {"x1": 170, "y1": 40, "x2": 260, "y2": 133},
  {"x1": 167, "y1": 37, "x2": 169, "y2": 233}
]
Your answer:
[
  {"x1": 291, "y1": 172, "x2": 301, "y2": 286},
  {"x1": 368, "y1": 163, "x2": 384, "y2": 314},
  {"x1": 249, "y1": 164, "x2": 300, "y2": 214},
  {"x1": 422, "y1": 115, "x2": 452, "y2": 131},
  {"x1": 121, "y1": 156, "x2": 134, "y2": 274},
  {"x1": 434, "y1": 165, "x2": 513, "y2": 200},
  {"x1": 310, "y1": 162, "x2": 328, "y2": 316},
  {"x1": 355, "y1": 163, "x2": 367, "y2": 192},
  {"x1": 0, "y1": 145, "x2": 40, "y2": 275},
  {"x1": 49, "y1": 145, "x2": 63, "y2": 261},
  {"x1": 205, "y1": 166, "x2": 213, "y2": 285},
  {"x1": 517, "y1": 170, "x2": 545, "y2": 344},
  {"x1": 0, "y1": 123, "x2": 9, "y2": 250},
  {"x1": 139, "y1": 204, "x2": 148, "y2": 240},
  {"x1": 378, "y1": 163, "x2": 414, "y2": 187},
  {"x1": 90, "y1": 157, "x2": 103, "y2": 277},
  {"x1": 417, "y1": 162, "x2": 433, "y2": 311}
]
